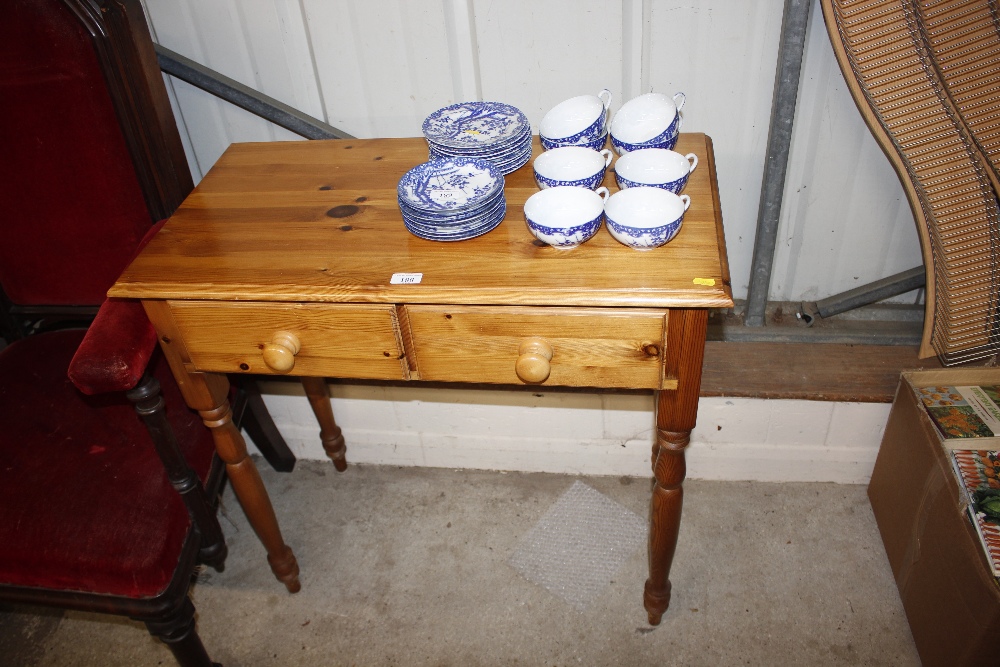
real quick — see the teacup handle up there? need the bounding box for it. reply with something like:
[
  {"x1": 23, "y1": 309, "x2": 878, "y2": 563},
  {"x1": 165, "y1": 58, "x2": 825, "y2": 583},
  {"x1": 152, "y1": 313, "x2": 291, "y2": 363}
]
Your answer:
[
  {"x1": 672, "y1": 92, "x2": 686, "y2": 112},
  {"x1": 598, "y1": 89, "x2": 613, "y2": 110},
  {"x1": 685, "y1": 153, "x2": 698, "y2": 174},
  {"x1": 599, "y1": 149, "x2": 613, "y2": 168},
  {"x1": 680, "y1": 194, "x2": 691, "y2": 211},
  {"x1": 596, "y1": 186, "x2": 610, "y2": 203}
]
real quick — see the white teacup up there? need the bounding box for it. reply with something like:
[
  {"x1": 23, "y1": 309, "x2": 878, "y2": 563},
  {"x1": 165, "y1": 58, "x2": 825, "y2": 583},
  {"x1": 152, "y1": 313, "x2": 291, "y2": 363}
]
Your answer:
[
  {"x1": 605, "y1": 187, "x2": 690, "y2": 250},
  {"x1": 610, "y1": 92, "x2": 686, "y2": 145},
  {"x1": 614, "y1": 149, "x2": 698, "y2": 193},
  {"x1": 539, "y1": 89, "x2": 613, "y2": 144},
  {"x1": 524, "y1": 186, "x2": 610, "y2": 249},
  {"x1": 533, "y1": 147, "x2": 614, "y2": 190}
]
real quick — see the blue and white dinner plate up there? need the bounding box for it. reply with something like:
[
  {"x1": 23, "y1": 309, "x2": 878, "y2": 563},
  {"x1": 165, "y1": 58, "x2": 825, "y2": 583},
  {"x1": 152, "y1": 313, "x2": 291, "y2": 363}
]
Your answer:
[
  {"x1": 428, "y1": 137, "x2": 532, "y2": 174},
  {"x1": 401, "y1": 195, "x2": 506, "y2": 232},
  {"x1": 400, "y1": 190, "x2": 504, "y2": 226},
  {"x1": 426, "y1": 123, "x2": 530, "y2": 155},
  {"x1": 400, "y1": 192, "x2": 507, "y2": 239},
  {"x1": 422, "y1": 102, "x2": 533, "y2": 176},
  {"x1": 403, "y1": 216, "x2": 503, "y2": 241},
  {"x1": 397, "y1": 157, "x2": 504, "y2": 213},
  {"x1": 422, "y1": 102, "x2": 529, "y2": 150},
  {"x1": 399, "y1": 191, "x2": 504, "y2": 226},
  {"x1": 398, "y1": 181, "x2": 504, "y2": 217},
  {"x1": 402, "y1": 215, "x2": 505, "y2": 241},
  {"x1": 492, "y1": 142, "x2": 533, "y2": 172},
  {"x1": 403, "y1": 200, "x2": 507, "y2": 241}
]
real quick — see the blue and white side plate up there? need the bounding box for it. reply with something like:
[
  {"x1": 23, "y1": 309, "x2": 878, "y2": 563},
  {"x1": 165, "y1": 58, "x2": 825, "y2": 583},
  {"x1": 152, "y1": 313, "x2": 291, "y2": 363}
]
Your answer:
[
  {"x1": 397, "y1": 157, "x2": 504, "y2": 212},
  {"x1": 399, "y1": 191, "x2": 504, "y2": 227},
  {"x1": 428, "y1": 143, "x2": 532, "y2": 176},
  {"x1": 422, "y1": 102, "x2": 530, "y2": 150},
  {"x1": 403, "y1": 200, "x2": 507, "y2": 241},
  {"x1": 426, "y1": 124, "x2": 530, "y2": 156},
  {"x1": 402, "y1": 194, "x2": 505, "y2": 230}
]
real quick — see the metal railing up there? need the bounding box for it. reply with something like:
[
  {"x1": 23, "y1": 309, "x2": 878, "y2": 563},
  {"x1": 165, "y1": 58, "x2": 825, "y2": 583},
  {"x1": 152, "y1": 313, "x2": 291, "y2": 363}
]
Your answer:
[{"x1": 155, "y1": 45, "x2": 353, "y2": 141}]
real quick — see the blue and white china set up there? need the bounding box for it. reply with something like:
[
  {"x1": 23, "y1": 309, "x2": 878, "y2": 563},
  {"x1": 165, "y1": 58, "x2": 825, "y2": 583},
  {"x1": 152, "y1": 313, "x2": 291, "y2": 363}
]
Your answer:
[
  {"x1": 422, "y1": 101, "x2": 533, "y2": 176},
  {"x1": 397, "y1": 156, "x2": 507, "y2": 242},
  {"x1": 397, "y1": 90, "x2": 697, "y2": 249}
]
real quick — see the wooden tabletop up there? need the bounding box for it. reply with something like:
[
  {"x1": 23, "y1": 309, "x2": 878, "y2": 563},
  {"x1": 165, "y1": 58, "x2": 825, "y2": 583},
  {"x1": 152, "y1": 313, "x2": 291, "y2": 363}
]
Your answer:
[{"x1": 111, "y1": 134, "x2": 733, "y2": 310}]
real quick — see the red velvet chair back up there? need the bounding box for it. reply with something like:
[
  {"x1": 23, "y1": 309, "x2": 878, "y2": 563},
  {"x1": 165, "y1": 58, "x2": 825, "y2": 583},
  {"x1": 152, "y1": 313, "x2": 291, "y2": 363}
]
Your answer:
[{"x1": 0, "y1": 0, "x2": 192, "y2": 308}]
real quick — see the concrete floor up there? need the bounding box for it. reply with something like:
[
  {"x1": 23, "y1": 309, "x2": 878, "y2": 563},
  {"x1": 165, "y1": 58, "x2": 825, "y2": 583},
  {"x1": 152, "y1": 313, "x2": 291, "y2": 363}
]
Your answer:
[{"x1": 0, "y1": 461, "x2": 920, "y2": 666}]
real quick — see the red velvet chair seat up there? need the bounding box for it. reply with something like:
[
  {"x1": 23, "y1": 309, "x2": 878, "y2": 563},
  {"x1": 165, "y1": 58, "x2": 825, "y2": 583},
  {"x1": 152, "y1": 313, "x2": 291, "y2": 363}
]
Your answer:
[{"x1": 0, "y1": 330, "x2": 216, "y2": 599}]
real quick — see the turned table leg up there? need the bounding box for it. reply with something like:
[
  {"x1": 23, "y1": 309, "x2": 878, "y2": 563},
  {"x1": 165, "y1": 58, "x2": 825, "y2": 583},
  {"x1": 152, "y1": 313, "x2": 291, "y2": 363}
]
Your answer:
[
  {"x1": 144, "y1": 302, "x2": 300, "y2": 593},
  {"x1": 644, "y1": 308, "x2": 708, "y2": 625},
  {"x1": 198, "y1": 385, "x2": 300, "y2": 592},
  {"x1": 301, "y1": 377, "x2": 347, "y2": 472}
]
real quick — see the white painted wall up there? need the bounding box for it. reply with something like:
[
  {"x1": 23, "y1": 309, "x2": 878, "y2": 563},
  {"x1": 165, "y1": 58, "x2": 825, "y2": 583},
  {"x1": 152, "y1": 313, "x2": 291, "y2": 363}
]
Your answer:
[
  {"x1": 138, "y1": 0, "x2": 909, "y2": 482},
  {"x1": 251, "y1": 381, "x2": 890, "y2": 484}
]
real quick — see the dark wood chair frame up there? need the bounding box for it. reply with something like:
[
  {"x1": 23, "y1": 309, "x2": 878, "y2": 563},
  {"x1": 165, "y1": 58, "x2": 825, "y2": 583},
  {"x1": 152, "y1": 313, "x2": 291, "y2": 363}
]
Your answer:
[
  {"x1": 0, "y1": 372, "x2": 229, "y2": 666},
  {"x1": 0, "y1": 1, "x2": 297, "y2": 664}
]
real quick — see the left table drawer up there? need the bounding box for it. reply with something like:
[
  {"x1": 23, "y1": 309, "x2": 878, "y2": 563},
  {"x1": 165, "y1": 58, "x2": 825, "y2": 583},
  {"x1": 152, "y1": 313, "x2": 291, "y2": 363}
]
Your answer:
[{"x1": 166, "y1": 301, "x2": 407, "y2": 379}]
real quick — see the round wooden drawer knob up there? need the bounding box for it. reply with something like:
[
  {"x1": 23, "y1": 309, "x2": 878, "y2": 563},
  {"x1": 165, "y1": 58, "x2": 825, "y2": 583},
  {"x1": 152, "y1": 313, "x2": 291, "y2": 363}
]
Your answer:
[
  {"x1": 515, "y1": 337, "x2": 552, "y2": 384},
  {"x1": 262, "y1": 331, "x2": 301, "y2": 373}
]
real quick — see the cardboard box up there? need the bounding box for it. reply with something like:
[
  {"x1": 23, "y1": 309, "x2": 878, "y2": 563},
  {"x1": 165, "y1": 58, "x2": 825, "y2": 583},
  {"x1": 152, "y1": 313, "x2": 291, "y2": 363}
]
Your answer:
[{"x1": 870, "y1": 369, "x2": 1000, "y2": 666}]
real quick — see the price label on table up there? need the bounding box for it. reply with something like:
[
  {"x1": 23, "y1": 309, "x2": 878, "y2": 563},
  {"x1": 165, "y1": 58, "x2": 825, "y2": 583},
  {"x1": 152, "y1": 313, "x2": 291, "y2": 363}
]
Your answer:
[{"x1": 390, "y1": 272, "x2": 423, "y2": 285}]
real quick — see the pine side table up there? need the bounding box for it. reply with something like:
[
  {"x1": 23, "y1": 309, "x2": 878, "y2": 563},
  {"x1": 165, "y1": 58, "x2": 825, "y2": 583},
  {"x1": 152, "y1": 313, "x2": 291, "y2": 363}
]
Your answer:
[{"x1": 110, "y1": 134, "x2": 733, "y2": 624}]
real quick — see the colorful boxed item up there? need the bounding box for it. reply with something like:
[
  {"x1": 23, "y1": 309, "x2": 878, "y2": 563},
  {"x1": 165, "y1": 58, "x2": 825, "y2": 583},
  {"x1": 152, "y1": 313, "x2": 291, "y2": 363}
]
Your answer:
[{"x1": 870, "y1": 369, "x2": 1000, "y2": 667}]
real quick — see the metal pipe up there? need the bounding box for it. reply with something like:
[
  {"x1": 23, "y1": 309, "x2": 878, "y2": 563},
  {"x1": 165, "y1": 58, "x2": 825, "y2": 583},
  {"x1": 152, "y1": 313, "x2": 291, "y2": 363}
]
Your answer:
[
  {"x1": 709, "y1": 324, "x2": 921, "y2": 346},
  {"x1": 744, "y1": 0, "x2": 812, "y2": 327},
  {"x1": 155, "y1": 45, "x2": 353, "y2": 140},
  {"x1": 800, "y1": 266, "x2": 925, "y2": 325}
]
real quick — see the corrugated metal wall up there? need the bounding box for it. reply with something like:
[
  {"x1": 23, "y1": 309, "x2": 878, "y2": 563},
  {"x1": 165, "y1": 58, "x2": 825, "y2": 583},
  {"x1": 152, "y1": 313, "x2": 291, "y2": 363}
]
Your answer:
[{"x1": 140, "y1": 0, "x2": 923, "y2": 303}]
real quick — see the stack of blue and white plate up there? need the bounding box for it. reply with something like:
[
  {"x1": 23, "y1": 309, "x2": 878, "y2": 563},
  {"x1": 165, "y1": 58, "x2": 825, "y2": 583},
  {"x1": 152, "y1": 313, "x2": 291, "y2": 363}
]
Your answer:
[
  {"x1": 422, "y1": 101, "x2": 532, "y2": 175},
  {"x1": 397, "y1": 156, "x2": 506, "y2": 241}
]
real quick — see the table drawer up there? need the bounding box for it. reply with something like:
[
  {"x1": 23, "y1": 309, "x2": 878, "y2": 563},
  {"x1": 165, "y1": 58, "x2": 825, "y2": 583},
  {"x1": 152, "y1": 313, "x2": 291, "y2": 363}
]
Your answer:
[
  {"x1": 404, "y1": 305, "x2": 668, "y2": 388},
  {"x1": 167, "y1": 301, "x2": 407, "y2": 379}
]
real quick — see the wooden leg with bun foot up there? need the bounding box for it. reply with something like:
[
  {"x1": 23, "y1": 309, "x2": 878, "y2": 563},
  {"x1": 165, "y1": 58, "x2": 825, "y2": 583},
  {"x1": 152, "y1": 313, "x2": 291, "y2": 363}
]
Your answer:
[
  {"x1": 644, "y1": 308, "x2": 708, "y2": 625},
  {"x1": 199, "y1": 397, "x2": 300, "y2": 593},
  {"x1": 644, "y1": 428, "x2": 690, "y2": 624},
  {"x1": 301, "y1": 377, "x2": 348, "y2": 472}
]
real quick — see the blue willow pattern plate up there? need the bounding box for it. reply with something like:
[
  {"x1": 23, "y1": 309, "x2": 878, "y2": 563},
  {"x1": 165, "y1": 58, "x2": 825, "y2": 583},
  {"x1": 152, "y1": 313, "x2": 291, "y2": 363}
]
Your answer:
[
  {"x1": 403, "y1": 201, "x2": 507, "y2": 241},
  {"x1": 397, "y1": 157, "x2": 503, "y2": 212},
  {"x1": 422, "y1": 102, "x2": 529, "y2": 149}
]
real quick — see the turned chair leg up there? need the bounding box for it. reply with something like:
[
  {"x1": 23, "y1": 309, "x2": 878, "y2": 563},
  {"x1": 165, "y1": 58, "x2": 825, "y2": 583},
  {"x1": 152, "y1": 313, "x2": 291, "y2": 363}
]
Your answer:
[
  {"x1": 231, "y1": 377, "x2": 297, "y2": 472},
  {"x1": 128, "y1": 375, "x2": 228, "y2": 569},
  {"x1": 140, "y1": 597, "x2": 217, "y2": 667}
]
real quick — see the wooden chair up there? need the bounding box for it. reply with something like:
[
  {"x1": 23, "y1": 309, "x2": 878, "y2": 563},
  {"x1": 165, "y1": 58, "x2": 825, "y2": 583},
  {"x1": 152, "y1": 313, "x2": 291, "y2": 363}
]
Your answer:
[{"x1": 0, "y1": 0, "x2": 290, "y2": 664}]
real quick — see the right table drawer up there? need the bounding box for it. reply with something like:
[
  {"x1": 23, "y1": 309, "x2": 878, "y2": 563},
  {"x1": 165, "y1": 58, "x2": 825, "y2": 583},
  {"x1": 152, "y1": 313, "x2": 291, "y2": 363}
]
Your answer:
[{"x1": 404, "y1": 305, "x2": 670, "y2": 389}]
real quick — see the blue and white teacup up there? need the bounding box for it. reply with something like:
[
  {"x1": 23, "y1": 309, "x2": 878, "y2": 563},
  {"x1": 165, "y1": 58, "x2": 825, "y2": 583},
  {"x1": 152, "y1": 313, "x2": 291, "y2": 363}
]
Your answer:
[
  {"x1": 524, "y1": 186, "x2": 610, "y2": 249},
  {"x1": 533, "y1": 146, "x2": 614, "y2": 190},
  {"x1": 540, "y1": 131, "x2": 609, "y2": 151},
  {"x1": 605, "y1": 187, "x2": 690, "y2": 250},
  {"x1": 611, "y1": 129, "x2": 679, "y2": 155},
  {"x1": 614, "y1": 149, "x2": 698, "y2": 193},
  {"x1": 610, "y1": 92, "x2": 685, "y2": 155},
  {"x1": 539, "y1": 89, "x2": 613, "y2": 147}
]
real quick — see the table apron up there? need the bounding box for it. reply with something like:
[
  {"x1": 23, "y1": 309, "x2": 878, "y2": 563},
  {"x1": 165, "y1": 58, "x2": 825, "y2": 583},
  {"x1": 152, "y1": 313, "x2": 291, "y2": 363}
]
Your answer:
[{"x1": 154, "y1": 299, "x2": 680, "y2": 390}]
